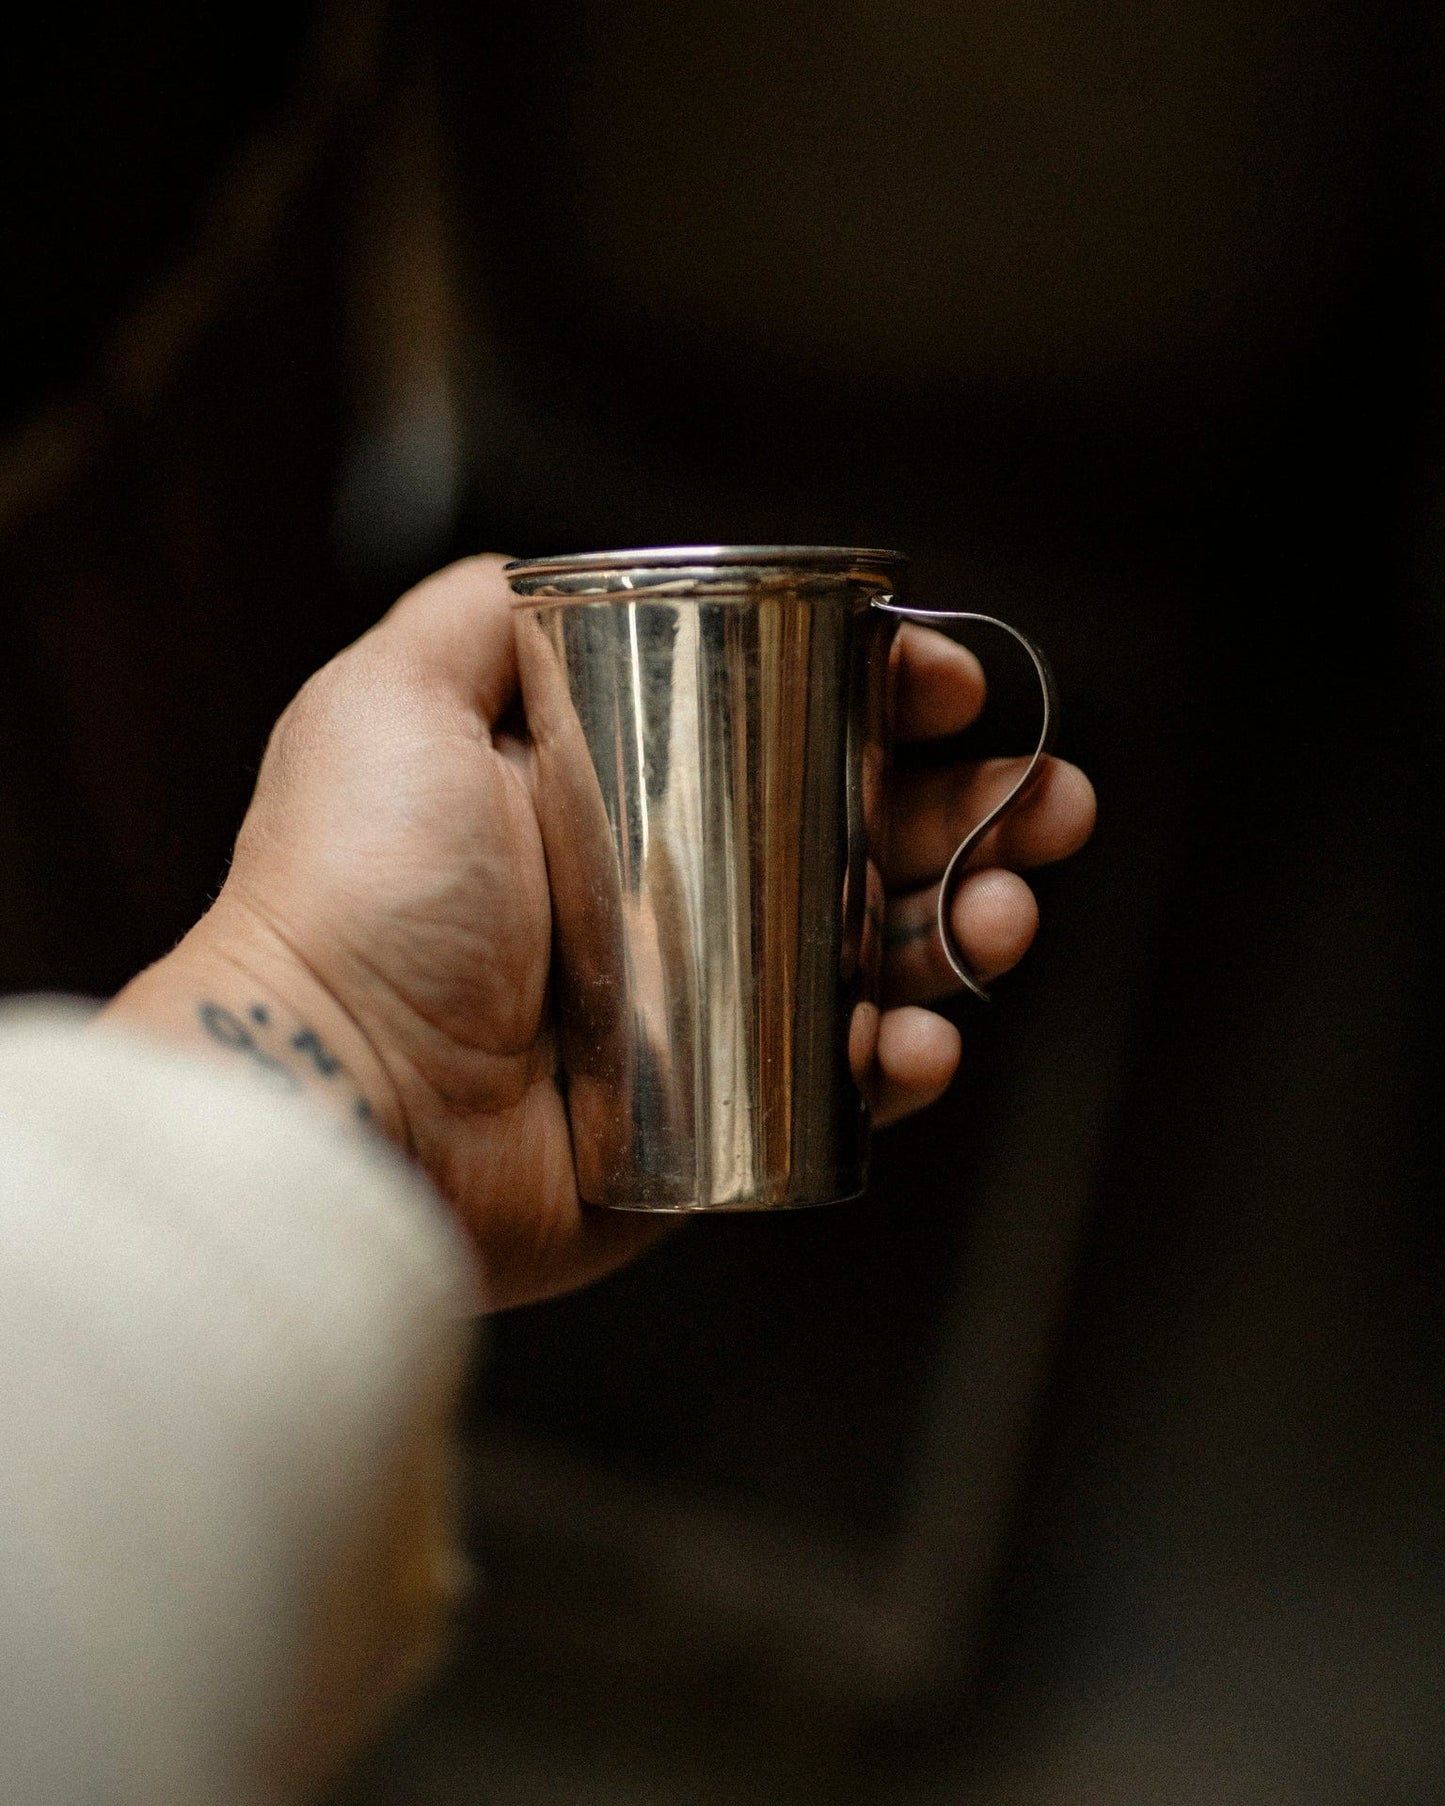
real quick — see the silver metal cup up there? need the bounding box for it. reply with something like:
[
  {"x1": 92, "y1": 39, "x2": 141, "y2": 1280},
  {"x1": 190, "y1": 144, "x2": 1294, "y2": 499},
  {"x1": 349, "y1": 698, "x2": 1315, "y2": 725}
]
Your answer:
[{"x1": 506, "y1": 547, "x2": 1055, "y2": 1212}]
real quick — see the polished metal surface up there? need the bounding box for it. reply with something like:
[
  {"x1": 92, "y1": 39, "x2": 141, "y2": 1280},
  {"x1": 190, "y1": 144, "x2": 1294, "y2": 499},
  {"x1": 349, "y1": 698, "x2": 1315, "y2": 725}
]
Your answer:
[{"x1": 507, "y1": 547, "x2": 1054, "y2": 1212}]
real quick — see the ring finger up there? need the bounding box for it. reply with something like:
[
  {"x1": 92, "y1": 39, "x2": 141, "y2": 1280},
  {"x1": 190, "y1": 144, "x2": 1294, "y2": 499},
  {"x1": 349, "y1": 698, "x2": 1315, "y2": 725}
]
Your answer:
[{"x1": 882, "y1": 867, "x2": 1039, "y2": 1006}]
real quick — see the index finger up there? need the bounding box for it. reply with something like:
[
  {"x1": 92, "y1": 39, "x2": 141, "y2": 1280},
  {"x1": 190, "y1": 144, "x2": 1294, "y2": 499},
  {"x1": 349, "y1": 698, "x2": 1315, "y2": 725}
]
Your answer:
[{"x1": 892, "y1": 622, "x2": 987, "y2": 742}]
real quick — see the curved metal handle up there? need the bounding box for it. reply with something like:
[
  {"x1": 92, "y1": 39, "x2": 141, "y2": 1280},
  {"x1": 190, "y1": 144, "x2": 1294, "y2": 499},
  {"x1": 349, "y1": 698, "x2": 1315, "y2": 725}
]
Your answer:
[{"x1": 872, "y1": 602, "x2": 1059, "y2": 1001}]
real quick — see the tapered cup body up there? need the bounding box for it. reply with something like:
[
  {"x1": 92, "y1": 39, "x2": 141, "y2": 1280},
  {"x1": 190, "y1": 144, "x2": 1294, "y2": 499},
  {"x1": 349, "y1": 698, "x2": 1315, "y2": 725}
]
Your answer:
[{"x1": 508, "y1": 548, "x2": 902, "y2": 1212}]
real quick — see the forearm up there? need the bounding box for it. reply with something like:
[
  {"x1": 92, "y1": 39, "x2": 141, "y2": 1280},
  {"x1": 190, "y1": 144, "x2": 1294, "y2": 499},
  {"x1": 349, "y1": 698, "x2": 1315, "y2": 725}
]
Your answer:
[{"x1": 2, "y1": 965, "x2": 474, "y2": 1796}]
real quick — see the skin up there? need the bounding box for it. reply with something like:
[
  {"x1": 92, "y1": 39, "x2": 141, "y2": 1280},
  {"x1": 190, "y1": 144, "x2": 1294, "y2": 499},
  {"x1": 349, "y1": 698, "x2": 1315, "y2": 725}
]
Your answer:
[{"x1": 104, "y1": 555, "x2": 1095, "y2": 1309}]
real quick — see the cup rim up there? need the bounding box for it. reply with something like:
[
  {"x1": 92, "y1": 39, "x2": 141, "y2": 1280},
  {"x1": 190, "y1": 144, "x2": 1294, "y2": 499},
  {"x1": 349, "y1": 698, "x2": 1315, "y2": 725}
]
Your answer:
[{"x1": 504, "y1": 544, "x2": 908, "y2": 584}]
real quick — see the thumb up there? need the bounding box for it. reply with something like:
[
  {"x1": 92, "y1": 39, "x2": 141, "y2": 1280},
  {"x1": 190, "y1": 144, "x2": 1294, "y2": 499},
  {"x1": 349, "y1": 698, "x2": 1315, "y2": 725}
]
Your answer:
[{"x1": 371, "y1": 554, "x2": 521, "y2": 729}]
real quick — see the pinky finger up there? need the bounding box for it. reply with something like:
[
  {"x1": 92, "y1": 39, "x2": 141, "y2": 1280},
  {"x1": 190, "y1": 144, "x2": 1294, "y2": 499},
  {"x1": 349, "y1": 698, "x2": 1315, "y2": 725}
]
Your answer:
[{"x1": 870, "y1": 1006, "x2": 961, "y2": 1129}]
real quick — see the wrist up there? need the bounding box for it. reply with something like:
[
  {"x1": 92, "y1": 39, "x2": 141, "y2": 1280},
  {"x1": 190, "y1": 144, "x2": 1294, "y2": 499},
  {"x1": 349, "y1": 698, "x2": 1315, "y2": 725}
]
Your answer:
[{"x1": 101, "y1": 900, "x2": 406, "y2": 1145}]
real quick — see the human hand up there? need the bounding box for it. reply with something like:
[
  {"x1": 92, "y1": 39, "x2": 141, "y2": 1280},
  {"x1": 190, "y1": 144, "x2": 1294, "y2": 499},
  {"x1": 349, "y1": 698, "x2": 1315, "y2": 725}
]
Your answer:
[{"x1": 107, "y1": 557, "x2": 1094, "y2": 1308}]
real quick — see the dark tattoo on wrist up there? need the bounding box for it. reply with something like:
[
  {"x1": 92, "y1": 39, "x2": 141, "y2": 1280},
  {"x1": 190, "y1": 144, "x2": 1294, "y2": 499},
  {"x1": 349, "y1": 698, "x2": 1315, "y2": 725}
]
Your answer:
[
  {"x1": 290, "y1": 1025, "x2": 342, "y2": 1077},
  {"x1": 197, "y1": 1000, "x2": 373, "y2": 1127},
  {"x1": 198, "y1": 1002, "x2": 300, "y2": 1090}
]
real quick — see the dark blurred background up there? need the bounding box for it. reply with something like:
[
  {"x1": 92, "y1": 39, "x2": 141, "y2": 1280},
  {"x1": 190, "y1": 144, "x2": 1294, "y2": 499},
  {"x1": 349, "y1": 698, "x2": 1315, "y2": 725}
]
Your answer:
[{"x1": 2, "y1": 3, "x2": 1442, "y2": 1801}]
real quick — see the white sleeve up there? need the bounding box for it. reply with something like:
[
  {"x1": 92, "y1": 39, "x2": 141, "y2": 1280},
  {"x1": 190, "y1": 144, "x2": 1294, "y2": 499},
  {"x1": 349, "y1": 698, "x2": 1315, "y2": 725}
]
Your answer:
[{"x1": 0, "y1": 1001, "x2": 477, "y2": 1806}]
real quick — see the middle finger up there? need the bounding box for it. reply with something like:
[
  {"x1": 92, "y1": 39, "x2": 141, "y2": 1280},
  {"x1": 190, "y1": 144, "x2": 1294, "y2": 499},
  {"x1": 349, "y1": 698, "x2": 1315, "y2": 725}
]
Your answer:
[{"x1": 883, "y1": 754, "x2": 1093, "y2": 891}]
